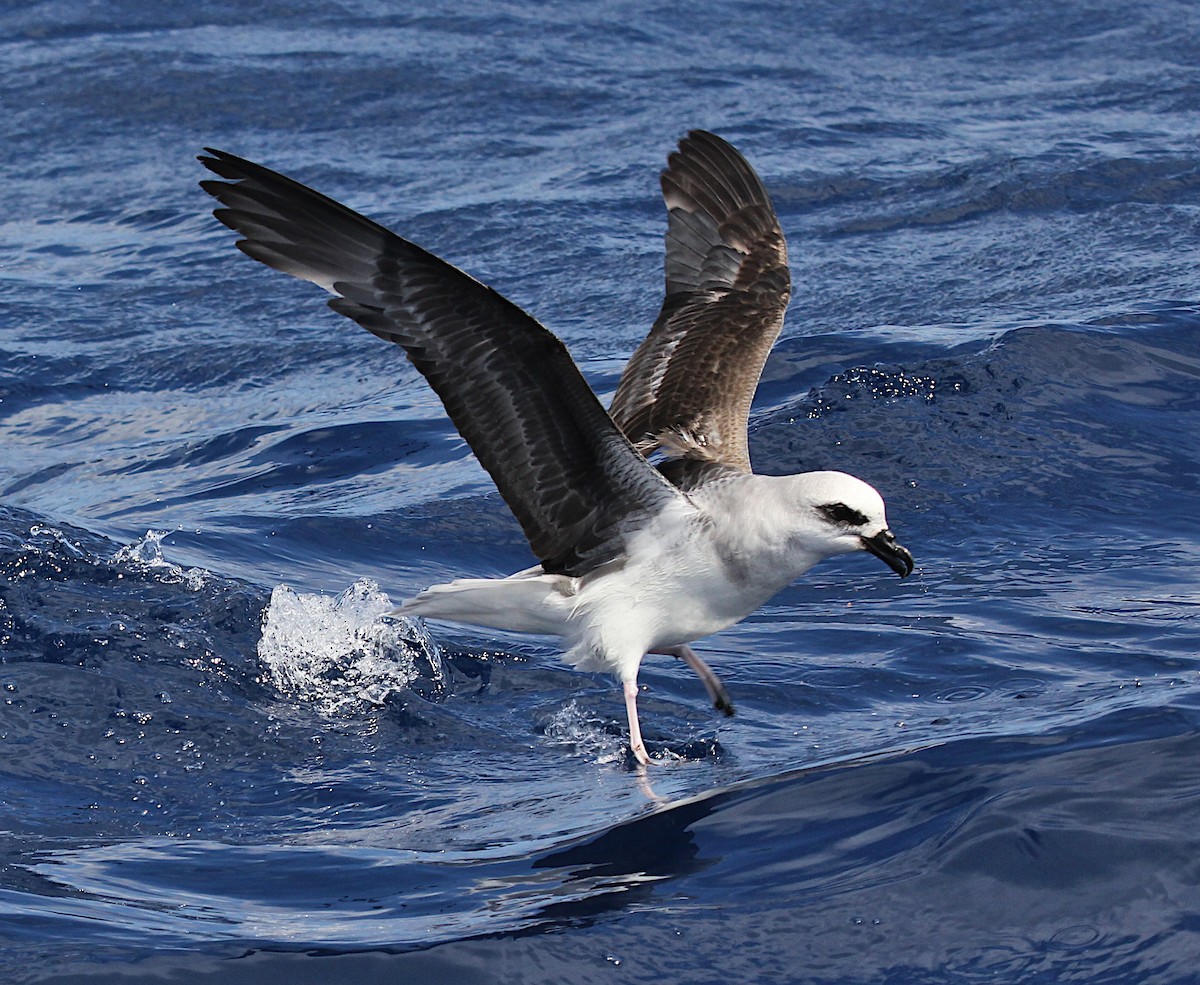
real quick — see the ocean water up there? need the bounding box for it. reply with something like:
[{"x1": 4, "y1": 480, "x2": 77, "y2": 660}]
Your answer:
[{"x1": 3, "y1": 1, "x2": 1200, "y2": 982}]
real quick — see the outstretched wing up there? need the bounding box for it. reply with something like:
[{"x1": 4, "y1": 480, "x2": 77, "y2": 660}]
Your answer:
[
  {"x1": 609, "y1": 130, "x2": 791, "y2": 473},
  {"x1": 199, "y1": 149, "x2": 685, "y2": 577}
]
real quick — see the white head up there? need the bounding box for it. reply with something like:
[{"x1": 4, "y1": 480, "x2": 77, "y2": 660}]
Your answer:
[{"x1": 787, "y1": 471, "x2": 914, "y2": 577}]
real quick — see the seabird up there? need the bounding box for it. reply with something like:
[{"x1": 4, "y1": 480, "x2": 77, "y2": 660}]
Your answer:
[{"x1": 199, "y1": 131, "x2": 914, "y2": 765}]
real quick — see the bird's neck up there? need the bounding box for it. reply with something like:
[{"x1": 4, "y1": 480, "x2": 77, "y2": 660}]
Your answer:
[{"x1": 692, "y1": 473, "x2": 833, "y2": 583}]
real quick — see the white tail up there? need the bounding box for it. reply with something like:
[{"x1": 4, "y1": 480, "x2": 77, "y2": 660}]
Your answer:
[{"x1": 394, "y1": 571, "x2": 574, "y2": 637}]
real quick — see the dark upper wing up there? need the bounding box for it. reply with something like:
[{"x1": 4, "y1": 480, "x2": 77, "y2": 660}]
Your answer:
[
  {"x1": 199, "y1": 149, "x2": 685, "y2": 576},
  {"x1": 609, "y1": 130, "x2": 791, "y2": 473}
]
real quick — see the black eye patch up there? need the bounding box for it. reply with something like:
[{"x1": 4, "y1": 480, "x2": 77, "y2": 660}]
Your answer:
[{"x1": 819, "y1": 502, "x2": 869, "y2": 526}]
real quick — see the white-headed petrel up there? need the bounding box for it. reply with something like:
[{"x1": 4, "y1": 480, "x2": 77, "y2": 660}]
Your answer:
[{"x1": 199, "y1": 131, "x2": 913, "y2": 765}]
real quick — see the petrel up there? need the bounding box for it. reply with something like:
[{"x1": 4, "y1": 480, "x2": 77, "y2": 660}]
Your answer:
[{"x1": 199, "y1": 131, "x2": 913, "y2": 765}]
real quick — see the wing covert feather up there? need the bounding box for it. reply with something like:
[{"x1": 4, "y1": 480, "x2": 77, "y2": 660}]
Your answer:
[
  {"x1": 610, "y1": 131, "x2": 791, "y2": 472},
  {"x1": 199, "y1": 149, "x2": 683, "y2": 576}
]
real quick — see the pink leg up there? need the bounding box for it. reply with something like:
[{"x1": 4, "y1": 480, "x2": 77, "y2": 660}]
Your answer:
[
  {"x1": 652, "y1": 645, "x2": 735, "y2": 717},
  {"x1": 624, "y1": 679, "x2": 651, "y2": 765}
]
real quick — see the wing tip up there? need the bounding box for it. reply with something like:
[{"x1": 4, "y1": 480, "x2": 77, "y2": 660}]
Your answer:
[{"x1": 197, "y1": 147, "x2": 244, "y2": 178}]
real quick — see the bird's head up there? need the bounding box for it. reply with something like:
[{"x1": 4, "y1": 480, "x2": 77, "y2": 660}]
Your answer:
[{"x1": 788, "y1": 471, "x2": 914, "y2": 577}]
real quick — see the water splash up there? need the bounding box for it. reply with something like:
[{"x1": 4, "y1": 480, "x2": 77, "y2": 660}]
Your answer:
[
  {"x1": 541, "y1": 700, "x2": 628, "y2": 764},
  {"x1": 257, "y1": 578, "x2": 445, "y2": 712},
  {"x1": 804, "y1": 365, "x2": 939, "y2": 419},
  {"x1": 27, "y1": 523, "x2": 87, "y2": 557},
  {"x1": 111, "y1": 530, "x2": 210, "y2": 590}
]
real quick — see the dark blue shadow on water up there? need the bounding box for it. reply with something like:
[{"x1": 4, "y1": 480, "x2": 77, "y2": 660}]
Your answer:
[{"x1": 33, "y1": 700, "x2": 1200, "y2": 985}]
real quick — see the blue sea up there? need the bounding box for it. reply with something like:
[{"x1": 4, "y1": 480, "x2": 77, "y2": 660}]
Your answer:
[{"x1": 3, "y1": 2, "x2": 1200, "y2": 982}]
